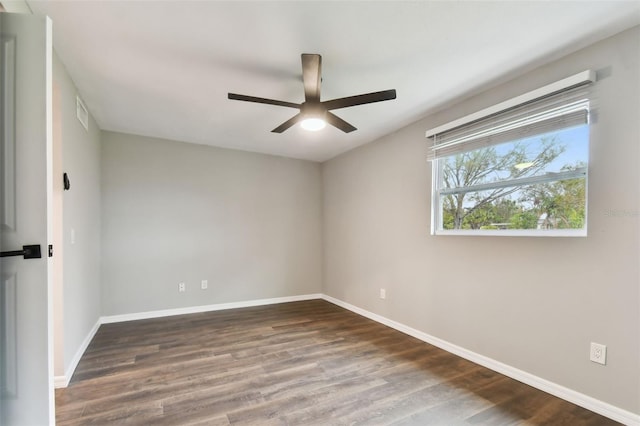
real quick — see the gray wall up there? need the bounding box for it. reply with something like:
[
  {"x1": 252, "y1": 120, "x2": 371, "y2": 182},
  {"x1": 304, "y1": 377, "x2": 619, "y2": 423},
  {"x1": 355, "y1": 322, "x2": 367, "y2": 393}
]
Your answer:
[
  {"x1": 322, "y1": 26, "x2": 639, "y2": 414},
  {"x1": 52, "y1": 53, "x2": 102, "y2": 375},
  {"x1": 101, "y1": 132, "x2": 323, "y2": 316}
]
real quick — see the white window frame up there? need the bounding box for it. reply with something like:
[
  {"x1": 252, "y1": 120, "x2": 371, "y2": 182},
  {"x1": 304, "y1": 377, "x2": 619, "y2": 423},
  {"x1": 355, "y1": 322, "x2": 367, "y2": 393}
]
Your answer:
[{"x1": 427, "y1": 71, "x2": 595, "y2": 237}]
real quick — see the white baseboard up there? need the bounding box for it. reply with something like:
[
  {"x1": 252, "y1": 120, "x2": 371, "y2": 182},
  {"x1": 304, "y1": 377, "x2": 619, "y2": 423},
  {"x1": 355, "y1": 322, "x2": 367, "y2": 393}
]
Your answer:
[
  {"x1": 100, "y1": 293, "x2": 323, "y2": 324},
  {"x1": 54, "y1": 319, "x2": 101, "y2": 389},
  {"x1": 53, "y1": 375, "x2": 67, "y2": 388},
  {"x1": 321, "y1": 294, "x2": 639, "y2": 426}
]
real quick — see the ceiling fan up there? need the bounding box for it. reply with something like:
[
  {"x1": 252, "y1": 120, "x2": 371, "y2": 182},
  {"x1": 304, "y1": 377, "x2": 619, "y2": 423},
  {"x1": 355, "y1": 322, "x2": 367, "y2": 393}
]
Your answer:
[{"x1": 228, "y1": 54, "x2": 397, "y2": 133}]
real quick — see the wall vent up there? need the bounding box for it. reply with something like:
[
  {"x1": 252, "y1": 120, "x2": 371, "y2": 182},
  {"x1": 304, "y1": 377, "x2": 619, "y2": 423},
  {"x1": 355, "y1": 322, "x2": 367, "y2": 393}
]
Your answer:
[{"x1": 76, "y1": 95, "x2": 88, "y2": 131}]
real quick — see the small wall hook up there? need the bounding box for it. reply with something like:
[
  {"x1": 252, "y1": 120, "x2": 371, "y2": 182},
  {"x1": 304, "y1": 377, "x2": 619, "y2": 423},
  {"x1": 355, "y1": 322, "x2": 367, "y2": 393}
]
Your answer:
[{"x1": 63, "y1": 172, "x2": 71, "y2": 191}]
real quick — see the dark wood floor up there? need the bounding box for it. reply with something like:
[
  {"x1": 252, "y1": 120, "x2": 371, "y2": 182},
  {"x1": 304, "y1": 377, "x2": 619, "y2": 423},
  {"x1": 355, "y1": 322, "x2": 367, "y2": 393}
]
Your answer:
[{"x1": 56, "y1": 300, "x2": 619, "y2": 425}]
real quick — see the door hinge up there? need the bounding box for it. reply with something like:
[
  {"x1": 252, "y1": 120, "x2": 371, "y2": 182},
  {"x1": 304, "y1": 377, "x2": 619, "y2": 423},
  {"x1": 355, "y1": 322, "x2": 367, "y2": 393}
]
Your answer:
[{"x1": 48, "y1": 244, "x2": 53, "y2": 258}]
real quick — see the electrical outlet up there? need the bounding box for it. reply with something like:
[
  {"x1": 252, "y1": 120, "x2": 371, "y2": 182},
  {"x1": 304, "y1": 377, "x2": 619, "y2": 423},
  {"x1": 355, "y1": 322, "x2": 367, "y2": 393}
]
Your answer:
[
  {"x1": 178, "y1": 282, "x2": 186, "y2": 293},
  {"x1": 201, "y1": 280, "x2": 208, "y2": 290},
  {"x1": 380, "y1": 288, "x2": 386, "y2": 299},
  {"x1": 590, "y1": 342, "x2": 606, "y2": 365}
]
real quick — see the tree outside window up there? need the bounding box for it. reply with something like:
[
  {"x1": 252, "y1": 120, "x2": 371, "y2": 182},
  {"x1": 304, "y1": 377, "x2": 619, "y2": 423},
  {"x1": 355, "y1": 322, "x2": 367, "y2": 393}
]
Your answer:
[{"x1": 436, "y1": 125, "x2": 588, "y2": 233}]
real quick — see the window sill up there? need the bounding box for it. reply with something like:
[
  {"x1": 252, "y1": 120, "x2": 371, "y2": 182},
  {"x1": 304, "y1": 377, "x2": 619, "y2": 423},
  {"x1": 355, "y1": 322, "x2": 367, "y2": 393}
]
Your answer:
[{"x1": 433, "y1": 229, "x2": 587, "y2": 237}]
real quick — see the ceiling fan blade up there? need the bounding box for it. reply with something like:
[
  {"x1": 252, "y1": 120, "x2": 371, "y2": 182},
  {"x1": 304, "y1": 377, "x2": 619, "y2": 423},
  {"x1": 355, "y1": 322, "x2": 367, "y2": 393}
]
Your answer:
[
  {"x1": 228, "y1": 93, "x2": 300, "y2": 109},
  {"x1": 272, "y1": 113, "x2": 304, "y2": 133},
  {"x1": 322, "y1": 89, "x2": 397, "y2": 111},
  {"x1": 302, "y1": 54, "x2": 322, "y2": 102},
  {"x1": 325, "y1": 112, "x2": 357, "y2": 133}
]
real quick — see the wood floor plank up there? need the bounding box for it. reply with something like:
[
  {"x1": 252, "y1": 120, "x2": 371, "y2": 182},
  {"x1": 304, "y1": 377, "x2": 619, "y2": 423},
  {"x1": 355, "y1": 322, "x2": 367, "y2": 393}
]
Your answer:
[{"x1": 56, "y1": 300, "x2": 621, "y2": 425}]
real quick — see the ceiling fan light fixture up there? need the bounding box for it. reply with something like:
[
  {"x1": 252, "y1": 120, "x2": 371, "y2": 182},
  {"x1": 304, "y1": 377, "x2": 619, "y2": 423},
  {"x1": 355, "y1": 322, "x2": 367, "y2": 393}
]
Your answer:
[
  {"x1": 228, "y1": 54, "x2": 396, "y2": 134},
  {"x1": 300, "y1": 117, "x2": 326, "y2": 131}
]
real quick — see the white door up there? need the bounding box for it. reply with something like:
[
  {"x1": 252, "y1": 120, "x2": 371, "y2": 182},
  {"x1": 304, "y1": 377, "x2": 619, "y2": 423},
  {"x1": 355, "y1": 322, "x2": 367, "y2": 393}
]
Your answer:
[{"x1": 0, "y1": 12, "x2": 54, "y2": 426}]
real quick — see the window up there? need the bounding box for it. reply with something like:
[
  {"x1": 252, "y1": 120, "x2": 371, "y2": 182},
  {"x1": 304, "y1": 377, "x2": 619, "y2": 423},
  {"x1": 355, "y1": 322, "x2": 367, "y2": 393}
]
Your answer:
[{"x1": 427, "y1": 71, "x2": 594, "y2": 236}]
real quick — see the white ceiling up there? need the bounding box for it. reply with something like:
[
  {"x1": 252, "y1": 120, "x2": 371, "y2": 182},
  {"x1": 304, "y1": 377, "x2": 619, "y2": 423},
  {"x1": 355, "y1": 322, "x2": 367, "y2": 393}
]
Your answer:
[{"x1": 27, "y1": 1, "x2": 640, "y2": 162}]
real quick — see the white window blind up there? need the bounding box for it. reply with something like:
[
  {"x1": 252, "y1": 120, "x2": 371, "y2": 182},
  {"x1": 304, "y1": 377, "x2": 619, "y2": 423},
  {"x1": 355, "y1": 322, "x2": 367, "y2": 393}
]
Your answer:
[{"x1": 426, "y1": 71, "x2": 595, "y2": 161}]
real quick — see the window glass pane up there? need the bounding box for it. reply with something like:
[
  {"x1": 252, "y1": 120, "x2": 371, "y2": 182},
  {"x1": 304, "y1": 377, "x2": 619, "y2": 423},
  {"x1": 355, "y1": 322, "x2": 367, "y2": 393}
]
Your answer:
[
  {"x1": 438, "y1": 124, "x2": 588, "y2": 232},
  {"x1": 441, "y1": 180, "x2": 586, "y2": 230}
]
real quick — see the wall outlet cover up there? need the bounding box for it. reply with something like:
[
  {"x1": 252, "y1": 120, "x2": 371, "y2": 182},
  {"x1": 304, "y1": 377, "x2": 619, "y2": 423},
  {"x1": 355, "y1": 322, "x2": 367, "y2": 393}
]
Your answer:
[{"x1": 590, "y1": 342, "x2": 606, "y2": 365}]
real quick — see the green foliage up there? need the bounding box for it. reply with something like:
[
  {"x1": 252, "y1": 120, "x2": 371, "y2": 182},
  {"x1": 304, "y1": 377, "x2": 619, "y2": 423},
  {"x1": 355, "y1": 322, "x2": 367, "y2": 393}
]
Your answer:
[
  {"x1": 509, "y1": 210, "x2": 539, "y2": 229},
  {"x1": 440, "y1": 137, "x2": 586, "y2": 231},
  {"x1": 523, "y1": 171, "x2": 586, "y2": 229}
]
